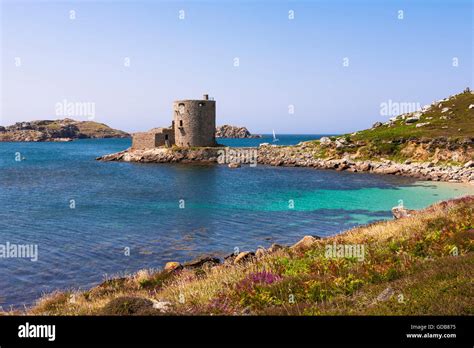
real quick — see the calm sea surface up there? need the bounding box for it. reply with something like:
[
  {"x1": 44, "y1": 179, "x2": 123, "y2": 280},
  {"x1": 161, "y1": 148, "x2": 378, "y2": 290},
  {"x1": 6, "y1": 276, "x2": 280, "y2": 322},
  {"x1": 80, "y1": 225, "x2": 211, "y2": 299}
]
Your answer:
[{"x1": 1, "y1": 136, "x2": 473, "y2": 308}]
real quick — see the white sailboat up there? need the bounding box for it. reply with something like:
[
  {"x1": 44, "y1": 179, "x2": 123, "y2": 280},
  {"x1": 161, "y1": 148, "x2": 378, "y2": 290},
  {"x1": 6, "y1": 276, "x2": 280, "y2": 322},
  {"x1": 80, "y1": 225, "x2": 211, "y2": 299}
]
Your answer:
[{"x1": 272, "y1": 129, "x2": 279, "y2": 142}]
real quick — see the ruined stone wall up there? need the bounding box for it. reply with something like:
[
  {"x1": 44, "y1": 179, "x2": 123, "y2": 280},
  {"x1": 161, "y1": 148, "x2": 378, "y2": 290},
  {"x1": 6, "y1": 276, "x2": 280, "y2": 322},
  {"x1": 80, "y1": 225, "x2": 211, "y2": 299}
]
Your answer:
[
  {"x1": 155, "y1": 128, "x2": 175, "y2": 148},
  {"x1": 131, "y1": 128, "x2": 175, "y2": 150},
  {"x1": 132, "y1": 132, "x2": 158, "y2": 150},
  {"x1": 173, "y1": 99, "x2": 216, "y2": 147}
]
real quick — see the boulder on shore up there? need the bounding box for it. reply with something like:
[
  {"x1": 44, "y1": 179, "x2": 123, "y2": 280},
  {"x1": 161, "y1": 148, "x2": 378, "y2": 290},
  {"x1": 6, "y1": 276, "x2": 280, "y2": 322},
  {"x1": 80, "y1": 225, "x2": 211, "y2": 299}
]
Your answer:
[
  {"x1": 268, "y1": 243, "x2": 284, "y2": 253},
  {"x1": 319, "y1": 137, "x2": 332, "y2": 145},
  {"x1": 233, "y1": 251, "x2": 255, "y2": 264},
  {"x1": 290, "y1": 235, "x2": 321, "y2": 250},
  {"x1": 391, "y1": 206, "x2": 416, "y2": 219},
  {"x1": 164, "y1": 262, "x2": 182, "y2": 272}
]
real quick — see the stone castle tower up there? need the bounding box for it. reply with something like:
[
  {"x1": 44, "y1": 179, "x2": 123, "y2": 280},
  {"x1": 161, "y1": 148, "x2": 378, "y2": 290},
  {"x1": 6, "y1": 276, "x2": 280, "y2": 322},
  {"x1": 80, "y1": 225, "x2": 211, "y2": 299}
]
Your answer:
[
  {"x1": 173, "y1": 94, "x2": 216, "y2": 147},
  {"x1": 131, "y1": 94, "x2": 216, "y2": 150}
]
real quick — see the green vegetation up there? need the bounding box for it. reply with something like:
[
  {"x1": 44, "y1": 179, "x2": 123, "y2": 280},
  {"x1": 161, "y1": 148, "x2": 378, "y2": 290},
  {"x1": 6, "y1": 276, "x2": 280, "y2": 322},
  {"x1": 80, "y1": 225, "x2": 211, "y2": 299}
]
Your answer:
[
  {"x1": 75, "y1": 121, "x2": 129, "y2": 137},
  {"x1": 8, "y1": 196, "x2": 472, "y2": 316},
  {"x1": 305, "y1": 90, "x2": 474, "y2": 164},
  {"x1": 352, "y1": 89, "x2": 474, "y2": 142}
]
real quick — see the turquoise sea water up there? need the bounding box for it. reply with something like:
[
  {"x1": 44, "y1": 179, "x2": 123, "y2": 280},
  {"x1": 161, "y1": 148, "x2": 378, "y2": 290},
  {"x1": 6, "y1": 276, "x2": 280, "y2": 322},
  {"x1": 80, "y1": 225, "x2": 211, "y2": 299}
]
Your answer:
[{"x1": 0, "y1": 137, "x2": 473, "y2": 308}]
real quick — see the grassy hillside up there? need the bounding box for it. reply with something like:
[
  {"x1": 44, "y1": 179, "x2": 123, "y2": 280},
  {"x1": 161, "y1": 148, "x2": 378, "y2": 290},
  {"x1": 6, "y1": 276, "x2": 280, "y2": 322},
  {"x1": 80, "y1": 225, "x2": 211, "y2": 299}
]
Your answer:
[
  {"x1": 10, "y1": 195, "x2": 473, "y2": 316},
  {"x1": 74, "y1": 121, "x2": 130, "y2": 138},
  {"x1": 304, "y1": 90, "x2": 474, "y2": 164},
  {"x1": 352, "y1": 89, "x2": 474, "y2": 142}
]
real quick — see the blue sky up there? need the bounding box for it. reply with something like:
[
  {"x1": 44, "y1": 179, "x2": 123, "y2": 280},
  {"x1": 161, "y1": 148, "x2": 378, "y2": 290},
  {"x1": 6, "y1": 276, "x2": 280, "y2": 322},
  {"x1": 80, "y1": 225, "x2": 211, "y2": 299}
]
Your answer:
[{"x1": 1, "y1": 0, "x2": 472, "y2": 134}]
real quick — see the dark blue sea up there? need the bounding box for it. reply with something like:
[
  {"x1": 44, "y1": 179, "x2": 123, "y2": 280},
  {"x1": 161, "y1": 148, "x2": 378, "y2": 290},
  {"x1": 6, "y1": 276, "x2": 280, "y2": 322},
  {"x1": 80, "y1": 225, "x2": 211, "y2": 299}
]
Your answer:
[
  {"x1": 1, "y1": 136, "x2": 472, "y2": 308},
  {"x1": 217, "y1": 134, "x2": 334, "y2": 147}
]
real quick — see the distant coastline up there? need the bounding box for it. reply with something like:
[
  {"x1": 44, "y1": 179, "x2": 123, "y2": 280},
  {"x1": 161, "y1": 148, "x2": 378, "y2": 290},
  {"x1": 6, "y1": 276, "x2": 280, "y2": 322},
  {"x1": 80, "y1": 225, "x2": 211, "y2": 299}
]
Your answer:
[{"x1": 0, "y1": 118, "x2": 130, "y2": 142}]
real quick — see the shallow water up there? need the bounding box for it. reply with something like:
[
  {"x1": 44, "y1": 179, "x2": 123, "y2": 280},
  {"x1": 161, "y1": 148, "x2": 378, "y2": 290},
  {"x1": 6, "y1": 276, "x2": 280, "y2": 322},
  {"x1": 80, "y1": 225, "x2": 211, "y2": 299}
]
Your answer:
[{"x1": 0, "y1": 138, "x2": 473, "y2": 308}]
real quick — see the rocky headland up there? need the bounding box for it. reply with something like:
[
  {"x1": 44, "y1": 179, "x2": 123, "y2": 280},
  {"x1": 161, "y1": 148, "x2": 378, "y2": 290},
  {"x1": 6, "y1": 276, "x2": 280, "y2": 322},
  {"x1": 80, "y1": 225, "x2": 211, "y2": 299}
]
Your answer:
[
  {"x1": 99, "y1": 147, "x2": 223, "y2": 164},
  {"x1": 0, "y1": 118, "x2": 130, "y2": 142},
  {"x1": 97, "y1": 145, "x2": 474, "y2": 183},
  {"x1": 256, "y1": 143, "x2": 474, "y2": 183}
]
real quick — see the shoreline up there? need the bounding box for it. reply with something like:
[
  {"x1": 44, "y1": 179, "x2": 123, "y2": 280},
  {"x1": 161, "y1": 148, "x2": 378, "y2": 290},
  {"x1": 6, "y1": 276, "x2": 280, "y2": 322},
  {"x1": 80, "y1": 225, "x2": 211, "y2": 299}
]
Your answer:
[
  {"x1": 13, "y1": 194, "x2": 473, "y2": 315},
  {"x1": 97, "y1": 145, "x2": 474, "y2": 184}
]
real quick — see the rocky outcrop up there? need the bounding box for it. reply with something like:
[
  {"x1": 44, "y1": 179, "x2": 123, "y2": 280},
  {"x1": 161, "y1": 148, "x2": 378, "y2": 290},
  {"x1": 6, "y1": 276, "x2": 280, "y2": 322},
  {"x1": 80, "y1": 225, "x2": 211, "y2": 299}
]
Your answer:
[
  {"x1": 98, "y1": 147, "x2": 223, "y2": 164},
  {"x1": 164, "y1": 262, "x2": 183, "y2": 272},
  {"x1": 391, "y1": 206, "x2": 416, "y2": 219},
  {"x1": 215, "y1": 125, "x2": 261, "y2": 138},
  {"x1": 256, "y1": 144, "x2": 474, "y2": 183},
  {"x1": 228, "y1": 162, "x2": 241, "y2": 168},
  {"x1": 233, "y1": 251, "x2": 255, "y2": 264},
  {"x1": 290, "y1": 235, "x2": 321, "y2": 251},
  {"x1": 0, "y1": 118, "x2": 130, "y2": 142}
]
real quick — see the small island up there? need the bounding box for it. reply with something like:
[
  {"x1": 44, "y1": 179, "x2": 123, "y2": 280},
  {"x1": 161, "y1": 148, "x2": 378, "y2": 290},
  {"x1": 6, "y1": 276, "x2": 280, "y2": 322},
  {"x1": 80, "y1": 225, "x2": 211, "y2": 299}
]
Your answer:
[
  {"x1": 0, "y1": 118, "x2": 130, "y2": 142},
  {"x1": 216, "y1": 125, "x2": 261, "y2": 138}
]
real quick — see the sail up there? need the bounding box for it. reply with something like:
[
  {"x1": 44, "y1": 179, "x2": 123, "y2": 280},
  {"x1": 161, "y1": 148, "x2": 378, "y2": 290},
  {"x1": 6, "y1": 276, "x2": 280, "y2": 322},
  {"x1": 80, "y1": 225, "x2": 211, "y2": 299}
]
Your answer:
[{"x1": 272, "y1": 129, "x2": 278, "y2": 142}]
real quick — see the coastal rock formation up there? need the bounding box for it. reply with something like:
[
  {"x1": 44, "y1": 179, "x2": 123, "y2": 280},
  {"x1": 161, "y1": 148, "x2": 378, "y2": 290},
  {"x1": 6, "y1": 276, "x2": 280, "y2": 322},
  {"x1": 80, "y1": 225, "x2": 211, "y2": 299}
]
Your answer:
[
  {"x1": 0, "y1": 118, "x2": 130, "y2": 142},
  {"x1": 255, "y1": 248, "x2": 267, "y2": 259},
  {"x1": 98, "y1": 147, "x2": 222, "y2": 164},
  {"x1": 391, "y1": 206, "x2": 416, "y2": 219},
  {"x1": 233, "y1": 251, "x2": 255, "y2": 264},
  {"x1": 290, "y1": 235, "x2": 321, "y2": 251},
  {"x1": 164, "y1": 262, "x2": 183, "y2": 272},
  {"x1": 256, "y1": 145, "x2": 474, "y2": 183},
  {"x1": 268, "y1": 243, "x2": 284, "y2": 253},
  {"x1": 228, "y1": 162, "x2": 241, "y2": 168},
  {"x1": 215, "y1": 125, "x2": 261, "y2": 138},
  {"x1": 183, "y1": 255, "x2": 220, "y2": 269},
  {"x1": 97, "y1": 145, "x2": 474, "y2": 183}
]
